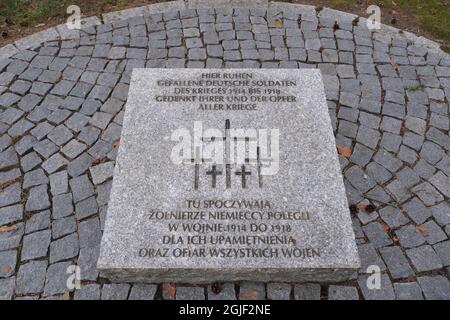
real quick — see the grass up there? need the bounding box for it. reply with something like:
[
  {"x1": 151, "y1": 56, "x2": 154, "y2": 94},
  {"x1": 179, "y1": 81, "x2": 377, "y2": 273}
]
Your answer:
[
  {"x1": 0, "y1": 0, "x2": 153, "y2": 27},
  {"x1": 327, "y1": 0, "x2": 450, "y2": 46},
  {"x1": 0, "y1": 0, "x2": 73, "y2": 27}
]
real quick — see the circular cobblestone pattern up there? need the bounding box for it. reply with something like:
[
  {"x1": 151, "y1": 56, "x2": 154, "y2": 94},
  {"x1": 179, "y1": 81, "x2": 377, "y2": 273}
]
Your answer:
[{"x1": 0, "y1": 3, "x2": 449, "y2": 300}]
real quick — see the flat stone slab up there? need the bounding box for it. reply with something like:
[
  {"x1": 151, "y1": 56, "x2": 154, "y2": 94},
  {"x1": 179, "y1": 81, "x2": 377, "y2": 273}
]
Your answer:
[{"x1": 98, "y1": 68, "x2": 360, "y2": 283}]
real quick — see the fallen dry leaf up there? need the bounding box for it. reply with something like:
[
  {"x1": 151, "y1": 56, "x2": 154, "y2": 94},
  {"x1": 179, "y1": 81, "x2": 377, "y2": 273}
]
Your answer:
[
  {"x1": 380, "y1": 221, "x2": 390, "y2": 232},
  {"x1": 3, "y1": 265, "x2": 12, "y2": 274},
  {"x1": 162, "y1": 283, "x2": 176, "y2": 299},
  {"x1": 0, "y1": 225, "x2": 17, "y2": 232},
  {"x1": 211, "y1": 282, "x2": 223, "y2": 295},
  {"x1": 270, "y1": 18, "x2": 283, "y2": 28},
  {"x1": 62, "y1": 292, "x2": 71, "y2": 300},
  {"x1": 112, "y1": 139, "x2": 120, "y2": 148},
  {"x1": 337, "y1": 146, "x2": 352, "y2": 158},
  {"x1": 390, "y1": 59, "x2": 399, "y2": 70},
  {"x1": 35, "y1": 23, "x2": 46, "y2": 28},
  {"x1": 356, "y1": 203, "x2": 376, "y2": 213},
  {"x1": 240, "y1": 290, "x2": 257, "y2": 299},
  {"x1": 416, "y1": 225, "x2": 428, "y2": 233}
]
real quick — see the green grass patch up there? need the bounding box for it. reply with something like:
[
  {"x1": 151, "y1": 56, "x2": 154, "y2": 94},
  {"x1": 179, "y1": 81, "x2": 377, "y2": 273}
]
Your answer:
[{"x1": 382, "y1": 0, "x2": 450, "y2": 43}]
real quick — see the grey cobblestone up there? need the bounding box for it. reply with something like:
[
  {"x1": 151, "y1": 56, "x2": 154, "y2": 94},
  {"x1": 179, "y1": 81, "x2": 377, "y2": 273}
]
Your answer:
[
  {"x1": 394, "y1": 282, "x2": 424, "y2": 300},
  {"x1": 417, "y1": 276, "x2": 450, "y2": 300},
  {"x1": 294, "y1": 283, "x2": 320, "y2": 300},
  {"x1": 101, "y1": 284, "x2": 130, "y2": 300},
  {"x1": 16, "y1": 260, "x2": 47, "y2": 294},
  {"x1": 327, "y1": 285, "x2": 359, "y2": 300},
  {"x1": 207, "y1": 283, "x2": 236, "y2": 300},
  {"x1": 406, "y1": 245, "x2": 443, "y2": 272}
]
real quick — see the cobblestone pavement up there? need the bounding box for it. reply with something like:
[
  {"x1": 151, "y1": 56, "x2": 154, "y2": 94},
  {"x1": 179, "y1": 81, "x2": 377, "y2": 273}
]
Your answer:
[{"x1": 0, "y1": 2, "x2": 449, "y2": 300}]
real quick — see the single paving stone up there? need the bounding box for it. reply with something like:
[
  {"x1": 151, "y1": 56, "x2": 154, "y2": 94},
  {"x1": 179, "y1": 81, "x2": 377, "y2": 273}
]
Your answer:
[
  {"x1": 395, "y1": 225, "x2": 426, "y2": 248},
  {"x1": 47, "y1": 125, "x2": 73, "y2": 146},
  {"x1": 176, "y1": 286, "x2": 205, "y2": 300},
  {"x1": 394, "y1": 282, "x2": 424, "y2": 300},
  {"x1": 89, "y1": 161, "x2": 115, "y2": 185},
  {"x1": 61, "y1": 140, "x2": 86, "y2": 160},
  {"x1": 431, "y1": 202, "x2": 450, "y2": 226},
  {"x1": 358, "y1": 243, "x2": 387, "y2": 273},
  {"x1": 420, "y1": 141, "x2": 445, "y2": 166},
  {"x1": 78, "y1": 217, "x2": 101, "y2": 249},
  {"x1": 101, "y1": 122, "x2": 122, "y2": 142},
  {"x1": 49, "y1": 232, "x2": 79, "y2": 263},
  {"x1": 0, "y1": 204, "x2": 23, "y2": 226},
  {"x1": 65, "y1": 113, "x2": 90, "y2": 132},
  {"x1": 78, "y1": 244, "x2": 99, "y2": 281},
  {"x1": 90, "y1": 111, "x2": 113, "y2": 130},
  {"x1": 0, "y1": 168, "x2": 20, "y2": 185},
  {"x1": 0, "y1": 182, "x2": 21, "y2": 208},
  {"x1": 52, "y1": 193, "x2": 73, "y2": 219},
  {"x1": 239, "y1": 282, "x2": 265, "y2": 300},
  {"x1": 208, "y1": 283, "x2": 236, "y2": 300},
  {"x1": 345, "y1": 166, "x2": 376, "y2": 193},
  {"x1": 43, "y1": 261, "x2": 73, "y2": 297},
  {"x1": 75, "y1": 196, "x2": 98, "y2": 220},
  {"x1": 128, "y1": 284, "x2": 157, "y2": 300},
  {"x1": 406, "y1": 245, "x2": 443, "y2": 272},
  {"x1": 21, "y1": 229, "x2": 51, "y2": 261},
  {"x1": 327, "y1": 285, "x2": 359, "y2": 300},
  {"x1": 0, "y1": 277, "x2": 15, "y2": 300},
  {"x1": 21, "y1": 151, "x2": 42, "y2": 172},
  {"x1": 402, "y1": 197, "x2": 431, "y2": 224},
  {"x1": 52, "y1": 216, "x2": 76, "y2": 239},
  {"x1": 358, "y1": 273, "x2": 395, "y2": 300},
  {"x1": 69, "y1": 174, "x2": 95, "y2": 203},
  {"x1": 74, "y1": 284, "x2": 101, "y2": 300},
  {"x1": 362, "y1": 222, "x2": 392, "y2": 248},
  {"x1": 49, "y1": 171, "x2": 68, "y2": 195},
  {"x1": 0, "y1": 250, "x2": 16, "y2": 278},
  {"x1": 379, "y1": 206, "x2": 409, "y2": 229},
  {"x1": 349, "y1": 143, "x2": 374, "y2": 167},
  {"x1": 16, "y1": 260, "x2": 47, "y2": 294},
  {"x1": 33, "y1": 139, "x2": 58, "y2": 159},
  {"x1": 412, "y1": 182, "x2": 444, "y2": 206},
  {"x1": 433, "y1": 240, "x2": 450, "y2": 266},
  {"x1": 294, "y1": 283, "x2": 321, "y2": 300},
  {"x1": 101, "y1": 284, "x2": 130, "y2": 300},
  {"x1": 373, "y1": 149, "x2": 402, "y2": 173},
  {"x1": 23, "y1": 168, "x2": 48, "y2": 189},
  {"x1": 0, "y1": 92, "x2": 21, "y2": 107},
  {"x1": 379, "y1": 246, "x2": 414, "y2": 279},
  {"x1": 417, "y1": 276, "x2": 450, "y2": 300},
  {"x1": 420, "y1": 220, "x2": 447, "y2": 245},
  {"x1": 0, "y1": 147, "x2": 19, "y2": 170},
  {"x1": 67, "y1": 153, "x2": 92, "y2": 177},
  {"x1": 25, "y1": 210, "x2": 50, "y2": 234},
  {"x1": 429, "y1": 171, "x2": 450, "y2": 198},
  {"x1": 267, "y1": 283, "x2": 291, "y2": 300},
  {"x1": 25, "y1": 184, "x2": 50, "y2": 212}
]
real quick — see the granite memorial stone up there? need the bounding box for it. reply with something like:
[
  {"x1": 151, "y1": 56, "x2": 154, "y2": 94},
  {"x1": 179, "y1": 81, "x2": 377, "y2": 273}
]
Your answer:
[{"x1": 98, "y1": 68, "x2": 360, "y2": 283}]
